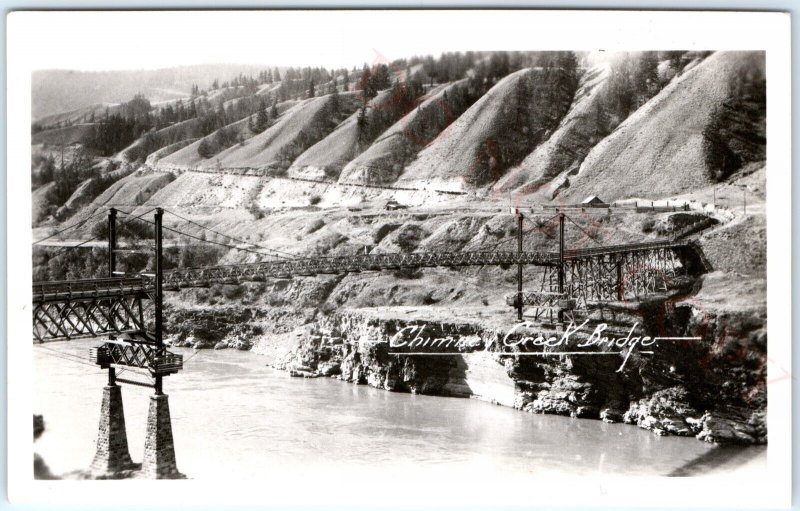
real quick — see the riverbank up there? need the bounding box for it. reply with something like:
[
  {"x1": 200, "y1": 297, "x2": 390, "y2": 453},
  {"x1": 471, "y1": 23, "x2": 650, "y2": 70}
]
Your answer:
[
  {"x1": 251, "y1": 303, "x2": 767, "y2": 446},
  {"x1": 161, "y1": 291, "x2": 766, "y2": 446}
]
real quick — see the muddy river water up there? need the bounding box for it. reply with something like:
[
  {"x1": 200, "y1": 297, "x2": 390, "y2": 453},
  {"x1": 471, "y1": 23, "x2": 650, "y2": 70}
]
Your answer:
[{"x1": 33, "y1": 340, "x2": 765, "y2": 479}]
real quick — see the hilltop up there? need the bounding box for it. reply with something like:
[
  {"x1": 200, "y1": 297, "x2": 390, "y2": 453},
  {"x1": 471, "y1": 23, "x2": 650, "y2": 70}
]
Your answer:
[{"x1": 32, "y1": 64, "x2": 277, "y2": 120}]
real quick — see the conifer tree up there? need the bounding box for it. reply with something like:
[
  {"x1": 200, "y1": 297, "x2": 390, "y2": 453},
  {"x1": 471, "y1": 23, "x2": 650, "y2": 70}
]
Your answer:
[{"x1": 254, "y1": 100, "x2": 269, "y2": 133}]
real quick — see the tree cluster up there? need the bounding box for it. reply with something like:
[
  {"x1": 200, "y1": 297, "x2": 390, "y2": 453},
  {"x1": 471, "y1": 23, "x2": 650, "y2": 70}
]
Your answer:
[
  {"x1": 467, "y1": 56, "x2": 581, "y2": 186},
  {"x1": 197, "y1": 125, "x2": 240, "y2": 159},
  {"x1": 42, "y1": 149, "x2": 97, "y2": 213},
  {"x1": 592, "y1": 51, "x2": 681, "y2": 138},
  {"x1": 355, "y1": 64, "x2": 392, "y2": 101},
  {"x1": 356, "y1": 77, "x2": 425, "y2": 148},
  {"x1": 702, "y1": 56, "x2": 766, "y2": 182}
]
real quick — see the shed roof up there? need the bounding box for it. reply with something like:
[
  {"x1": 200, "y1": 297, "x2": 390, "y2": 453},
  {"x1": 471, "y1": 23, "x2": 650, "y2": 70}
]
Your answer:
[{"x1": 582, "y1": 195, "x2": 606, "y2": 205}]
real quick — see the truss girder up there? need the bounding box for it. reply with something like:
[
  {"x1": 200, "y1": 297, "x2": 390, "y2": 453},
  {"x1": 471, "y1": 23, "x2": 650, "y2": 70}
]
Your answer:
[{"x1": 32, "y1": 293, "x2": 148, "y2": 343}]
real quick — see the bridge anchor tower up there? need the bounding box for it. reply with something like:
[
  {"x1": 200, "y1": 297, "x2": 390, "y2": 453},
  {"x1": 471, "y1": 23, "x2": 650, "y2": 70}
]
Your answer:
[
  {"x1": 141, "y1": 207, "x2": 182, "y2": 478},
  {"x1": 89, "y1": 207, "x2": 184, "y2": 479},
  {"x1": 89, "y1": 208, "x2": 135, "y2": 477}
]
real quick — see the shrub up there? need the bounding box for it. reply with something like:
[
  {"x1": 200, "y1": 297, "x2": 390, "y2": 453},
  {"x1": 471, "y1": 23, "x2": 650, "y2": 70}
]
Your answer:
[
  {"x1": 641, "y1": 217, "x2": 656, "y2": 233},
  {"x1": 222, "y1": 284, "x2": 246, "y2": 300},
  {"x1": 395, "y1": 224, "x2": 426, "y2": 252},
  {"x1": 306, "y1": 218, "x2": 325, "y2": 234},
  {"x1": 373, "y1": 223, "x2": 400, "y2": 244},
  {"x1": 393, "y1": 267, "x2": 422, "y2": 279},
  {"x1": 309, "y1": 195, "x2": 322, "y2": 205},
  {"x1": 323, "y1": 166, "x2": 339, "y2": 180},
  {"x1": 422, "y1": 292, "x2": 438, "y2": 305},
  {"x1": 320, "y1": 302, "x2": 337, "y2": 315},
  {"x1": 248, "y1": 202, "x2": 265, "y2": 220},
  {"x1": 180, "y1": 245, "x2": 225, "y2": 268}
]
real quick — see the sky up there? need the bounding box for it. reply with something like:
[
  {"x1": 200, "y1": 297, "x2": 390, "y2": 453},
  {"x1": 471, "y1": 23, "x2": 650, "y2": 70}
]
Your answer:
[
  {"x1": 13, "y1": 11, "x2": 499, "y2": 71},
  {"x1": 8, "y1": 10, "x2": 776, "y2": 71},
  {"x1": 8, "y1": 10, "x2": 766, "y2": 73}
]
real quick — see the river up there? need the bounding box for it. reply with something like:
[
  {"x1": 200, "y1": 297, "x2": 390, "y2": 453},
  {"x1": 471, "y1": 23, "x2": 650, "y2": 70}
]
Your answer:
[{"x1": 33, "y1": 340, "x2": 766, "y2": 479}]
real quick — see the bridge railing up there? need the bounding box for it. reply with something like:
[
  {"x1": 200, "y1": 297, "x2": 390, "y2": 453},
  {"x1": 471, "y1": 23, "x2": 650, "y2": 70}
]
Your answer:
[
  {"x1": 561, "y1": 240, "x2": 688, "y2": 259},
  {"x1": 33, "y1": 240, "x2": 696, "y2": 295},
  {"x1": 32, "y1": 277, "x2": 150, "y2": 301},
  {"x1": 161, "y1": 250, "x2": 561, "y2": 286}
]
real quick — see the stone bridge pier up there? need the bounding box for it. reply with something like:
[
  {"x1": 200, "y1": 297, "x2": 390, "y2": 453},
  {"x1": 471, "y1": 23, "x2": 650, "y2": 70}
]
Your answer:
[
  {"x1": 90, "y1": 384, "x2": 184, "y2": 479},
  {"x1": 142, "y1": 393, "x2": 183, "y2": 479},
  {"x1": 90, "y1": 385, "x2": 135, "y2": 476}
]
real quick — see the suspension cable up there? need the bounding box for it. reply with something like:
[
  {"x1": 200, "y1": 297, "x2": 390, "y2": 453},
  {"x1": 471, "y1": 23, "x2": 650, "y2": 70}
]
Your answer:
[
  {"x1": 32, "y1": 208, "x2": 110, "y2": 245},
  {"x1": 121, "y1": 212, "x2": 280, "y2": 259},
  {"x1": 163, "y1": 208, "x2": 296, "y2": 259},
  {"x1": 47, "y1": 208, "x2": 158, "y2": 259},
  {"x1": 34, "y1": 345, "x2": 101, "y2": 369},
  {"x1": 564, "y1": 213, "x2": 603, "y2": 246}
]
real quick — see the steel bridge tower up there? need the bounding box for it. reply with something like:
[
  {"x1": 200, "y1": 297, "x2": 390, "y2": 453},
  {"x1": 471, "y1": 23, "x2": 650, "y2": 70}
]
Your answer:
[{"x1": 89, "y1": 207, "x2": 184, "y2": 479}]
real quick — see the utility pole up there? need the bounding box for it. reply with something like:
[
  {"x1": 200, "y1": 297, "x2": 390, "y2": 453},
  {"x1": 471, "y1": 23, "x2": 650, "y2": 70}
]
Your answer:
[
  {"x1": 154, "y1": 208, "x2": 164, "y2": 395},
  {"x1": 558, "y1": 213, "x2": 565, "y2": 323}
]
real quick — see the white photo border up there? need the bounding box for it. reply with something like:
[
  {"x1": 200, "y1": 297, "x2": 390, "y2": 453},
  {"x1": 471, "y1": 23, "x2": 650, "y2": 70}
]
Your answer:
[{"x1": 6, "y1": 9, "x2": 792, "y2": 508}]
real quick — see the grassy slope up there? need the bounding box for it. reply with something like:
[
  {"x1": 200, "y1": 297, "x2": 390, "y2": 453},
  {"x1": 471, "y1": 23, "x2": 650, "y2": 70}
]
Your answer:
[
  {"x1": 31, "y1": 182, "x2": 55, "y2": 224},
  {"x1": 494, "y1": 63, "x2": 610, "y2": 195},
  {"x1": 32, "y1": 124, "x2": 97, "y2": 145},
  {"x1": 145, "y1": 138, "x2": 198, "y2": 165},
  {"x1": 156, "y1": 99, "x2": 299, "y2": 169},
  {"x1": 142, "y1": 171, "x2": 263, "y2": 212},
  {"x1": 286, "y1": 90, "x2": 398, "y2": 180},
  {"x1": 34, "y1": 104, "x2": 119, "y2": 126},
  {"x1": 209, "y1": 92, "x2": 359, "y2": 171},
  {"x1": 559, "y1": 51, "x2": 762, "y2": 203},
  {"x1": 116, "y1": 117, "x2": 203, "y2": 163},
  {"x1": 397, "y1": 68, "x2": 564, "y2": 192},
  {"x1": 338, "y1": 81, "x2": 471, "y2": 185},
  {"x1": 65, "y1": 170, "x2": 175, "y2": 231}
]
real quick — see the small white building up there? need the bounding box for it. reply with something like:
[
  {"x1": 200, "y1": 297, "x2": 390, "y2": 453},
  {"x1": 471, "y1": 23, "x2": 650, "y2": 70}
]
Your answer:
[{"x1": 581, "y1": 195, "x2": 607, "y2": 207}]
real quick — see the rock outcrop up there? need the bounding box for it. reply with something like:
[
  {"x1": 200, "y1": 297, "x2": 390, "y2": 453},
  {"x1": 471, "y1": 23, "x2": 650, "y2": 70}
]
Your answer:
[{"x1": 271, "y1": 301, "x2": 766, "y2": 445}]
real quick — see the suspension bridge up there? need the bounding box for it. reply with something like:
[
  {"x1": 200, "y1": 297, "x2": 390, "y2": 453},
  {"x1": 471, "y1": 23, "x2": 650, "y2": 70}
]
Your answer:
[{"x1": 30, "y1": 204, "x2": 712, "y2": 478}]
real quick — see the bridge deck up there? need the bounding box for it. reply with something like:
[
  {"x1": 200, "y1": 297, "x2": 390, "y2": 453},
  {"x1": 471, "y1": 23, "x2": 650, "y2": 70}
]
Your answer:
[
  {"x1": 33, "y1": 277, "x2": 152, "y2": 302},
  {"x1": 33, "y1": 239, "x2": 692, "y2": 297}
]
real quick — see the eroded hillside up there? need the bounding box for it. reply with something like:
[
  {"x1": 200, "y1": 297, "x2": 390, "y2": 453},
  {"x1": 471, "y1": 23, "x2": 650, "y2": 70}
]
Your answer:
[{"x1": 559, "y1": 51, "x2": 765, "y2": 202}]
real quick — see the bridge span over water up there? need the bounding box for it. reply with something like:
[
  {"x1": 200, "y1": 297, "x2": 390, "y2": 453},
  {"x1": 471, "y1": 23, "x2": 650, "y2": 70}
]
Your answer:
[
  {"x1": 30, "y1": 206, "x2": 713, "y2": 479},
  {"x1": 33, "y1": 238, "x2": 708, "y2": 343}
]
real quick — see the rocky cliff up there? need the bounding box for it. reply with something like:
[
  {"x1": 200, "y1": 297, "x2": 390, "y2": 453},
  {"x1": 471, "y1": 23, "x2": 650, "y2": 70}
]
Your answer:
[{"x1": 266, "y1": 300, "x2": 766, "y2": 445}]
